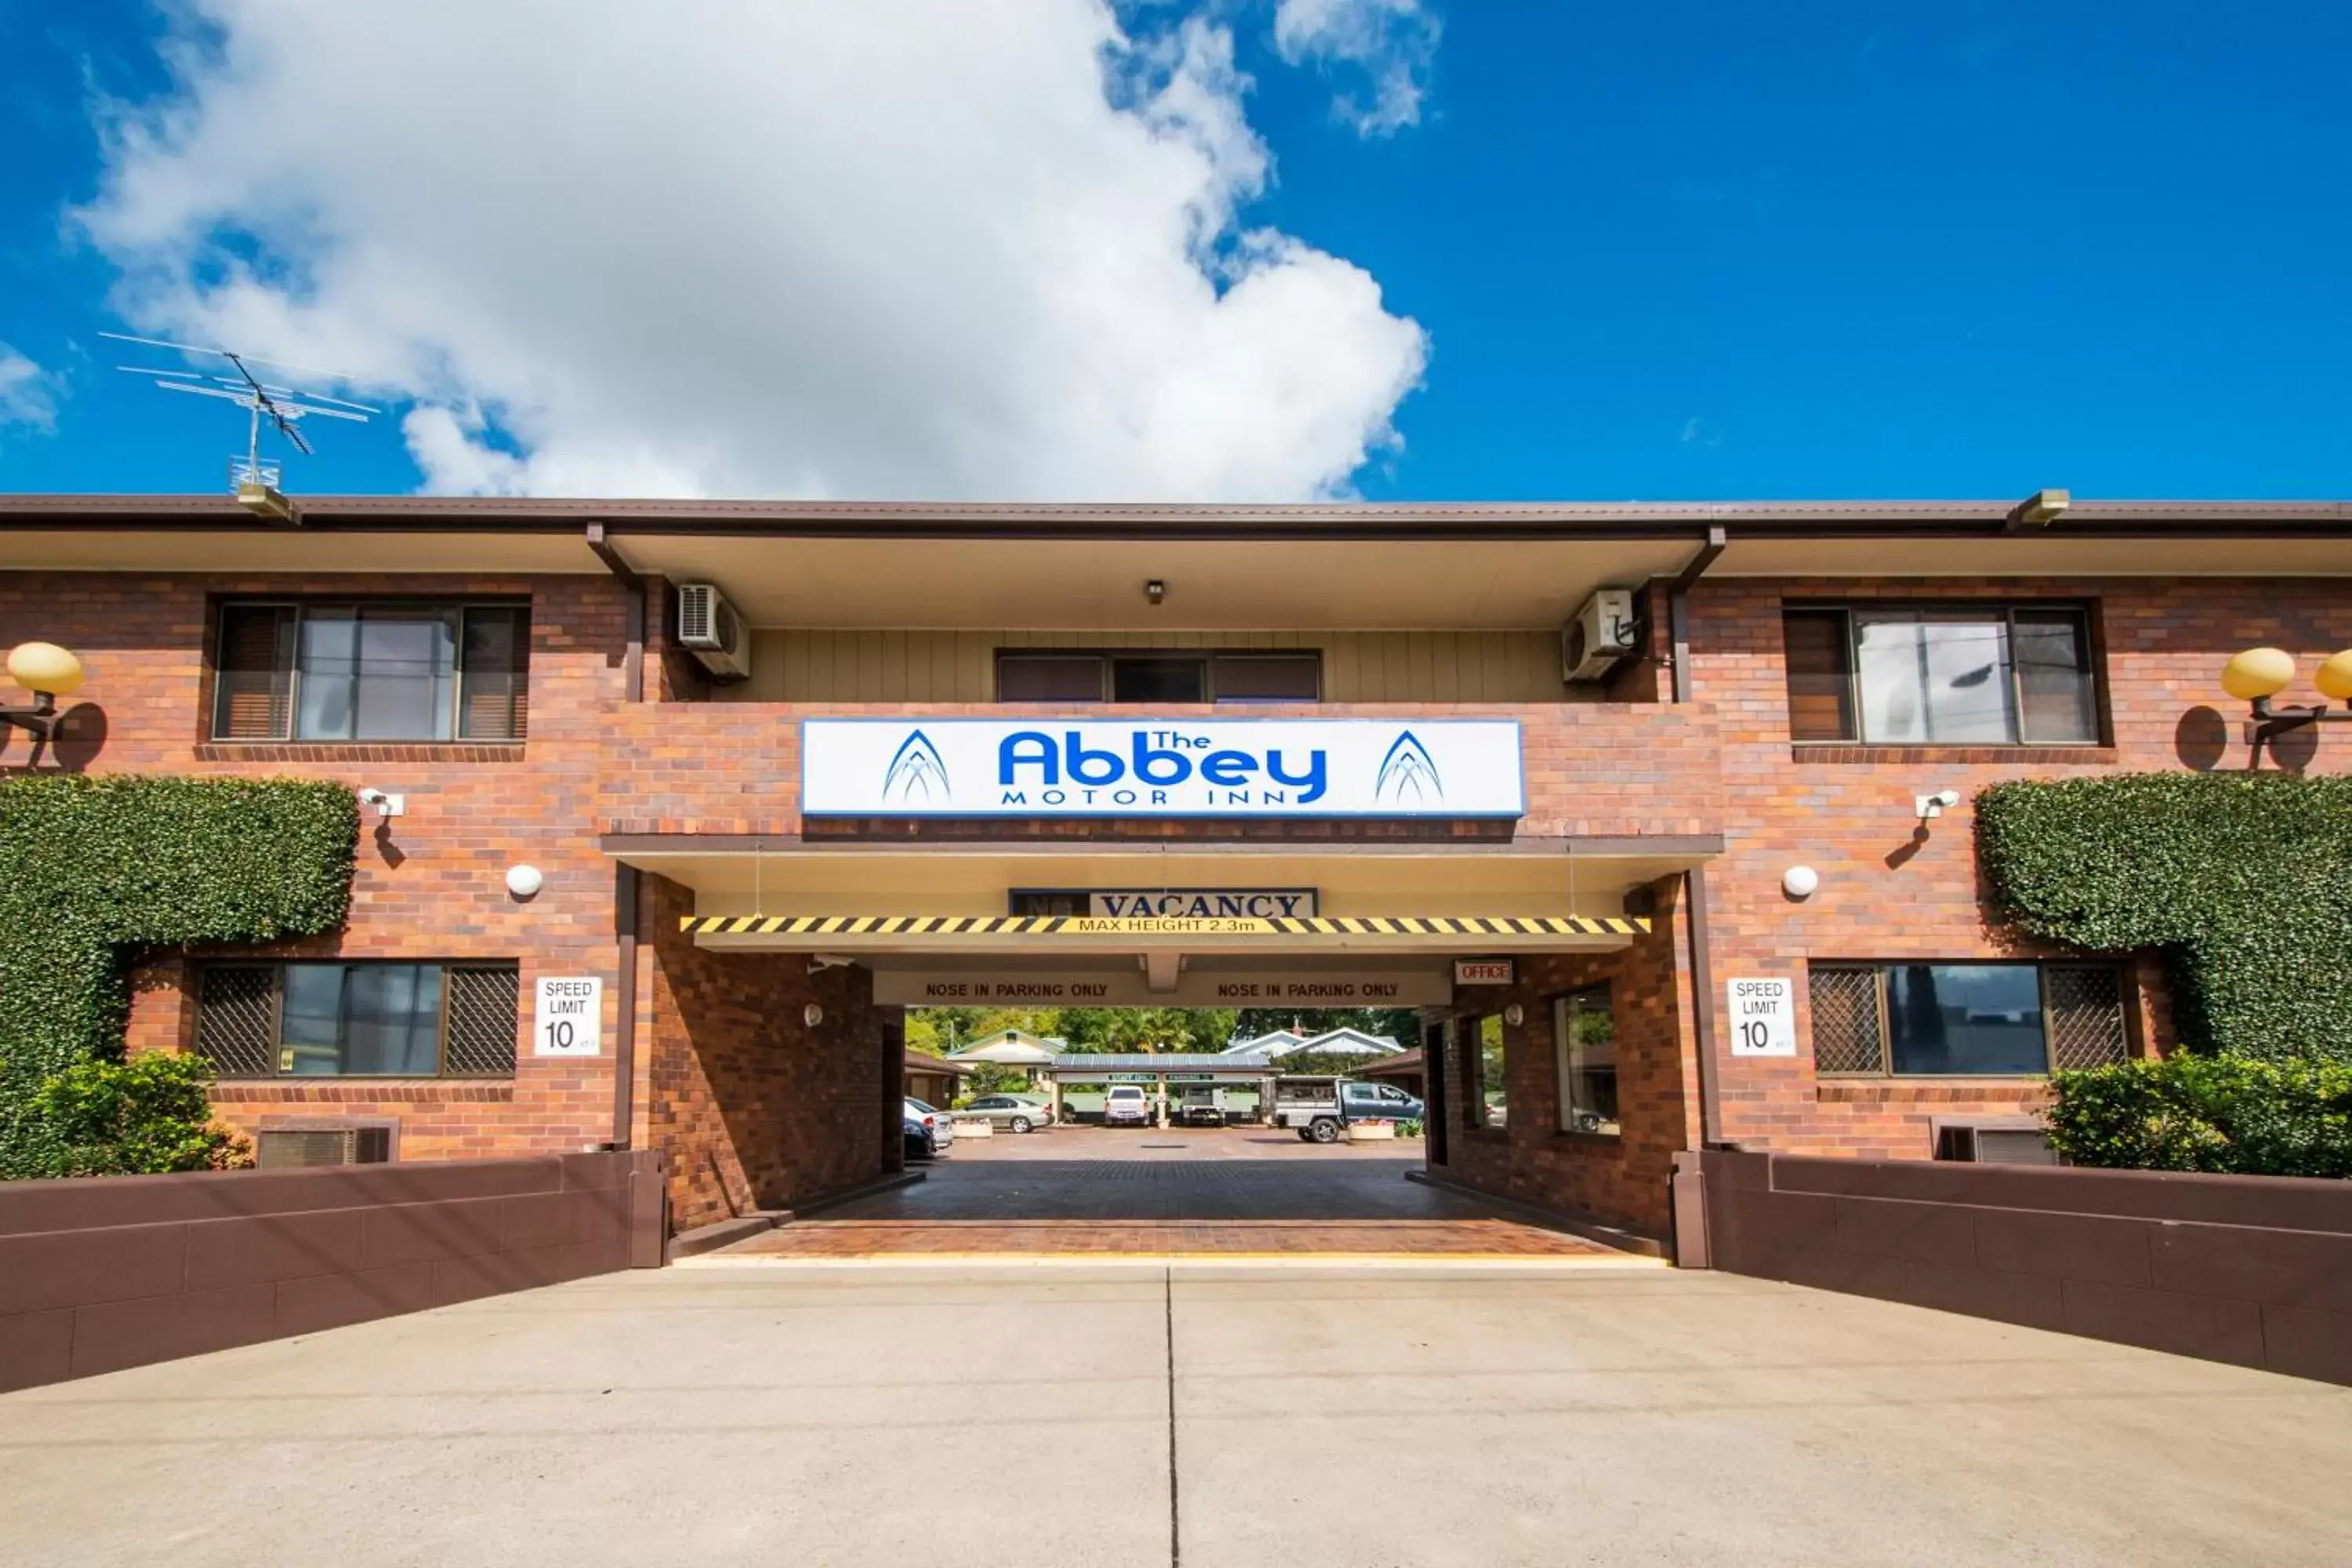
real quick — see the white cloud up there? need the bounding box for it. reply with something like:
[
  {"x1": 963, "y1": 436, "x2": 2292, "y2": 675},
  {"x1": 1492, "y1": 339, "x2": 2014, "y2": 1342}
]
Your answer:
[
  {"x1": 0, "y1": 345, "x2": 60, "y2": 432},
  {"x1": 1273, "y1": 0, "x2": 1440, "y2": 136},
  {"x1": 79, "y1": 0, "x2": 1428, "y2": 500}
]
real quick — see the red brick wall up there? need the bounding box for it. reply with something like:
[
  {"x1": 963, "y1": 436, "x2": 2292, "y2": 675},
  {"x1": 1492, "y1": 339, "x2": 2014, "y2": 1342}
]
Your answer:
[
  {"x1": 641, "y1": 877, "x2": 891, "y2": 1232},
  {"x1": 2, "y1": 571, "x2": 631, "y2": 1160},
  {"x1": 1436, "y1": 877, "x2": 1697, "y2": 1236},
  {"x1": 1692, "y1": 575, "x2": 2352, "y2": 1160}
]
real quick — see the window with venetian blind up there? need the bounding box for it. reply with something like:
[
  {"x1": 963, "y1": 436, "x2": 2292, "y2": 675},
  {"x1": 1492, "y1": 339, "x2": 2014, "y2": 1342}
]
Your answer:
[
  {"x1": 212, "y1": 602, "x2": 530, "y2": 742},
  {"x1": 1781, "y1": 604, "x2": 2100, "y2": 746}
]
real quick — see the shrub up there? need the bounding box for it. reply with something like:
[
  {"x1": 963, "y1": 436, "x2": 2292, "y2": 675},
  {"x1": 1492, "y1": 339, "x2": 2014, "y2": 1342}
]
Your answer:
[
  {"x1": 1977, "y1": 774, "x2": 2352, "y2": 1064},
  {"x1": 28, "y1": 1053, "x2": 250, "y2": 1177},
  {"x1": 2043, "y1": 1056, "x2": 2352, "y2": 1178},
  {"x1": 0, "y1": 775, "x2": 355, "y2": 1178}
]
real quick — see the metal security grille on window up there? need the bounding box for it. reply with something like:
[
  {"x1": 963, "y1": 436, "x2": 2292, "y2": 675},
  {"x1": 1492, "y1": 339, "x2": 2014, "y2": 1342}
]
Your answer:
[
  {"x1": 194, "y1": 967, "x2": 277, "y2": 1076},
  {"x1": 444, "y1": 967, "x2": 520, "y2": 1076},
  {"x1": 2045, "y1": 966, "x2": 2129, "y2": 1069},
  {"x1": 1808, "y1": 966, "x2": 1886, "y2": 1073}
]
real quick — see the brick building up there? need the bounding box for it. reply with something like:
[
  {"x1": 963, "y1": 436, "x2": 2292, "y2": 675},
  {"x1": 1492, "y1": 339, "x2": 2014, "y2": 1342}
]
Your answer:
[{"x1": 4, "y1": 492, "x2": 2345, "y2": 1244}]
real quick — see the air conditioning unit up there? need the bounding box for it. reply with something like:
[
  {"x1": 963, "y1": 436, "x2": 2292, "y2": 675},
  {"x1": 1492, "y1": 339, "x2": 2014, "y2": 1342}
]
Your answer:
[
  {"x1": 1933, "y1": 1123, "x2": 2060, "y2": 1165},
  {"x1": 1563, "y1": 588, "x2": 1639, "y2": 681},
  {"x1": 255, "y1": 1126, "x2": 393, "y2": 1169},
  {"x1": 675, "y1": 583, "x2": 752, "y2": 681}
]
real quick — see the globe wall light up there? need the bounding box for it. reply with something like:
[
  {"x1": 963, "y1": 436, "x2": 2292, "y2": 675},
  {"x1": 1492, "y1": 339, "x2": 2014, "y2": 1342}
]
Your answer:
[
  {"x1": 2224, "y1": 646, "x2": 2352, "y2": 757},
  {"x1": 505, "y1": 864, "x2": 544, "y2": 901},
  {"x1": 2, "y1": 642, "x2": 83, "y2": 747},
  {"x1": 1781, "y1": 865, "x2": 1820, "y2": 900}
]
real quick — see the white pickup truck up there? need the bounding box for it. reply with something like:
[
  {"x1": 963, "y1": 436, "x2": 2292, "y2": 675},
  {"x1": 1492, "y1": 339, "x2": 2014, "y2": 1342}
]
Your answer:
[{"x1": 1273, "y1": 1076, "x2": 1424, "y2": 1144}]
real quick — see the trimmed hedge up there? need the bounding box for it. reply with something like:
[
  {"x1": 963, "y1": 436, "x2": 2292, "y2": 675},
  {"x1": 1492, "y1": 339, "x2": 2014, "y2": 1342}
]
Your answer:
[
  {"x1": 1977, "y1": 774, "x2": 2352, "y2": 1065},
  {"x1": 2045, "y1": 1056, "x2": 2352, "y2": 1178},
  {"x1": 0, "y1": 775, "x2": 355, "y2": 1178},
  {"x1": 31, "y1": 1052, "x2": 250, "y2": 1177}
]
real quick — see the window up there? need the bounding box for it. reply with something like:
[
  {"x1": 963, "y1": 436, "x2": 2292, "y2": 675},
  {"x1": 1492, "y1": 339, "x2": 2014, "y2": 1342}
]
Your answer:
[
  {"x1": 994, "y1": 650, "x2": 1319, "y2": 703},
  {"x1": 193, "y1": 962, "x2": 519, "y2": 1078},
  {"x1": 1552, "y1": 985, "x2": 1619, "y2": 1135},
  {"x1": 1806, "y1": 961, "x2": 2129, "y2": 1076},
  {"x1": 212, "y1": 602, "x2": 529, "y2": 742},
  {"x1": 1459, "y1": 1012, "x2": 1506, "y2": 1128},
  {"x1": 1782, "y1": 605, "x2": 2097, "y2": 745}
]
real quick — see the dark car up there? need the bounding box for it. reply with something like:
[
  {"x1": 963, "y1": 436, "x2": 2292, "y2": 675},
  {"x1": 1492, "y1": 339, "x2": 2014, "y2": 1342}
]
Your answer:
[{"x1": 902, "y1": 1113, "x2": 936, "y2": 1162}]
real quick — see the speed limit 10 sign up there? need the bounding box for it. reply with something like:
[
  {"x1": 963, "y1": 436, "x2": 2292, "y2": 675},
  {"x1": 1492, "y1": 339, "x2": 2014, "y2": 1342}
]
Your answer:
[
  {"x1": 535, "y1": 975, "x2": 604, "y2": 1058},
  {"x1": 1726, "y1": 977, "x2": 1795, "y2": 1057}
]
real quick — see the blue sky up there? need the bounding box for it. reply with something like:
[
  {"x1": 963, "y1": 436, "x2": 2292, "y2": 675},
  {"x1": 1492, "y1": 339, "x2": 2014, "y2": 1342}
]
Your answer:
[{"x1": 1, "y1": 1, "x2": 2347, "y2": 502}]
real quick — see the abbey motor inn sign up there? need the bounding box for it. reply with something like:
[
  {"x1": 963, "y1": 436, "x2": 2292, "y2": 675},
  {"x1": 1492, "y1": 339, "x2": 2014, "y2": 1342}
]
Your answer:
[{"x1": 799, "y1": 718, "x2": 1526, "y2": 818}]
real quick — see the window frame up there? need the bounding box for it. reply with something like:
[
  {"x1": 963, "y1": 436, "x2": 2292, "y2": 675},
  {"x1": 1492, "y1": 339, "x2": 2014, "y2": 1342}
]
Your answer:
[
  {"x1": 210, "y1": 597, "x2": 532, "y2": 744},
  {"x1": 1781, "y1": 600, "x2": 2105, "y2": 748},
  {"x1": 1806, "y1": 959, "x2": 2132, "y2": 1079},
  {"x1": 1458, "y1": 1011, "x2": 1505, "y2": 1131},
  {"x1": 993, "y1": 648, "x2": 1323, "y2": 704},
  {"x1": 193, "y1": 960, "x2": 520, "y2": 1080},
  {"x1": 1549, "y1": 982, "x2": 1620, "y2": 1138}
]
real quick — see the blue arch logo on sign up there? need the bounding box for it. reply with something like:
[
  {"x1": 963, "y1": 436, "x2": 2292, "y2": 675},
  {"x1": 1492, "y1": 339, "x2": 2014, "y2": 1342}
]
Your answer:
[{"x1": 802, "y1": 719, "x2": 1525, "y2": 818}]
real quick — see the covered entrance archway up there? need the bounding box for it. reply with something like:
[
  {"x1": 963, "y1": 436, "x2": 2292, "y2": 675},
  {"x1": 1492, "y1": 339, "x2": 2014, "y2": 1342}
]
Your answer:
[{"x1": 612, "y1": 838, "x2": 1710, "y2": 1261}]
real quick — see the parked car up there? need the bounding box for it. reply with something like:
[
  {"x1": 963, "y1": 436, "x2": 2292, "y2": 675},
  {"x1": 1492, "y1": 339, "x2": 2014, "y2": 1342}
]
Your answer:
[
  {"x1": 1275, "y1": 1077, "x2": 1423, "y2": 1143},
  {"x1": 902, "y1": 1112, "x2": 935, "y2": 1163},
  {"x1": 960, "y1": 1094, "x2": 1050, "y2": 1133},
  {"x1": 1101, "y1": 1084, "x2": 1152, "y2": 1126},
  {"x1": 905, "y1": 1097, "x2": 954, "y2": 1149}
]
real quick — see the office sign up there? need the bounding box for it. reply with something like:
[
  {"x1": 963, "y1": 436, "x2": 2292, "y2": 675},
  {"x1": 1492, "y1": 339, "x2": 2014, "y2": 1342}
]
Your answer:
[
  {"x1": 801, "y1": 718, "x2": 1525, "y2": 818},
  {"x1": 872, "y1": 967, "x2": 1454, "y2": 1007},
  {"x1": 1079, "y1": 888, "x2": 1318, "y2": 918},
  {"x1": 533, "y1": 975, "x2": 603, "y2": 1058},
  {"x1": 1727, "y1": 977, "x2": 1795, "y2": 1057},
  {"x1": 1454, "y1": 958, "x2": 1515, "y2": 986}
]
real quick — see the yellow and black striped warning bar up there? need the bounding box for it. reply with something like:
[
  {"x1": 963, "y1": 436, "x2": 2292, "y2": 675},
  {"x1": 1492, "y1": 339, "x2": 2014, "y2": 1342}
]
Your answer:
[{"x1": 681, "y1": 913, "x2": 1648, "y2": 938}]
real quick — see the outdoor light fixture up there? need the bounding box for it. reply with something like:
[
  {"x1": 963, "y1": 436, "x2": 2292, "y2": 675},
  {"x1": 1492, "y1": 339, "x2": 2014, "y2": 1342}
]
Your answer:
[
  {"x1": 1, "y1": 641, "x2": 83, "y2": 744},
  {"x1": 1145, "y1": 579, "x2": 1167, "y2": 606},
  {"x1": 504, "y1": 864, "x2": 544, "y2": 901},
  {"x1": 1503, "y1": 1004, "x2": 1525, "y2": 1026},
  {"x1": 1781, "y1": 865, "x2": 1820, "y2": 900},
  {"x1": 2223, "y1": 646, "x2": 2352, "y2": 754},
  {"x1": 804, "y1": 1003, "x2": 825, "y2": 1027}
]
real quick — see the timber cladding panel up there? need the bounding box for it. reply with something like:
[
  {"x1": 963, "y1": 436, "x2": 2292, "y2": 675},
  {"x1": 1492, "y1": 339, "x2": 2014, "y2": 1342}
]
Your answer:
[
  {"x1": 0, "y1": 1150, "x2": 666, "y2": 1392},
  {"x1": 731, "y1": 628, "x2": 1575, "y2": 703},
  {"x1": 1699, "y1": 1150, "x2": 2352, "y2": 1386}
]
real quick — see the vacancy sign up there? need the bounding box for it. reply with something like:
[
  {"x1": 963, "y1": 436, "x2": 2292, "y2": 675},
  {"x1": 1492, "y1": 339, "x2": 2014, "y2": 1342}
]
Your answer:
[
  {"x1": 535, "y1": 975, "x2": 604, "y2": 1058},
  {"x1": 1726, "y1": 977, "x2": 1795, "y2": 1057}
]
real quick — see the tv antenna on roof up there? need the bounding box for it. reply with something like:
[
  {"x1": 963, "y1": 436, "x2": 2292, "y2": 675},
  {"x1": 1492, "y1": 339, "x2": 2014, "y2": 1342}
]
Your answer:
[{"x1": 101, "y1": 330, "x2": 380, "y2": 520}]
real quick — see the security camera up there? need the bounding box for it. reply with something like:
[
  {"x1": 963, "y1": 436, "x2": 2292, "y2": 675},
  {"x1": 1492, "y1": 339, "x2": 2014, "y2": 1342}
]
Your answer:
[
  {"x1": 808, "y1": 953, "x2": 854, "y2": 973},
  {"x1": 1915, "y1": 789, "x2": 1962, "y2": 820},
  {"x1": 355, "y1": 788, "x2": 405, "y2": 818}
]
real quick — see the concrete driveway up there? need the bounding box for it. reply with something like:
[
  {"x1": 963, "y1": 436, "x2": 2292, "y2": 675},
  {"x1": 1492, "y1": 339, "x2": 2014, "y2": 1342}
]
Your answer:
[{"x1": 2, "y1": 1262, "x2": 2347, "y2": 1567}]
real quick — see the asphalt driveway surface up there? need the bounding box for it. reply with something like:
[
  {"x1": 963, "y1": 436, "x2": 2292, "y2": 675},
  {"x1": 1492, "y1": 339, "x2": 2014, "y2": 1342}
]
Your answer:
[{"x1": 2, "y1": 1261, "x2": 2347, "y2": 1566}]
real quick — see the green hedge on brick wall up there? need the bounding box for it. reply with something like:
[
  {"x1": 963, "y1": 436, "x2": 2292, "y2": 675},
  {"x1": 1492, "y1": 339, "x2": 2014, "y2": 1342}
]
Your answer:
[
  {"x1": 2042, "y1": 1056, "x2": 2352, "y2": 1178},
  {"x1": 0, "y1": 775, "x2": 356, "y2": 1178},
  {"x1": 1976, "y1": 773, "x2": 2352, "y2": 1065}
]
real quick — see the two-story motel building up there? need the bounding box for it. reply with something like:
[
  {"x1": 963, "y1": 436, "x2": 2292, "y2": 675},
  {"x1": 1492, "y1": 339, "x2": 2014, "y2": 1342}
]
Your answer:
[{"x1": 5, "y1": 492, "x2": 2347, "y2": 1245}]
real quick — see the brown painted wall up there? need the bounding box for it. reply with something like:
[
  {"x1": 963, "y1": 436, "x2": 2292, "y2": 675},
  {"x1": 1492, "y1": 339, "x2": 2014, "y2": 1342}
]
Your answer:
[
  {"x1": 0, "y1": 1150, "x2": 666, "y2": 1393},
  {"x1": 1697, "y1": 1149, "x2": 2352, "y2": 1386}
]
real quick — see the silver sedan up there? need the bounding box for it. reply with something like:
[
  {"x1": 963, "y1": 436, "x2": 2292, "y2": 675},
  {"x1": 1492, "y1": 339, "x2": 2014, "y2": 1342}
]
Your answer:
[{"x1": 955, "y1": 1094, "x2": 1053, "y2": 1132}]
